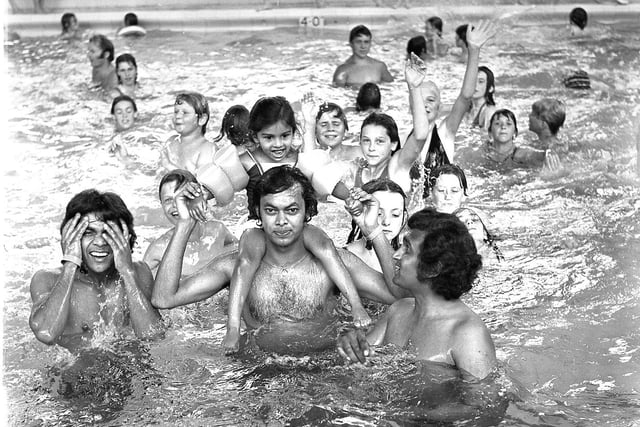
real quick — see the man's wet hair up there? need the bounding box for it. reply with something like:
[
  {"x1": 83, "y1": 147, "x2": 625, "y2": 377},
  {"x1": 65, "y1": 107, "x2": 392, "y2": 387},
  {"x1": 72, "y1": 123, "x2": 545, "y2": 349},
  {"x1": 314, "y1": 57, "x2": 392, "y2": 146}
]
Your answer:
[
  {"x1": 349, "y1": 25, "x2": 372, "y2": 43},
  {"x1": 61, "y1": 12, "x2": 76, "y2": 32},
  {"x1": 408, "y1": 208, "x2": 482, "y2": 300},
  {"x1": 455, "y1": 24, "x2": 468, "y2": 47},
  {"x1": 569, "y1": 7, "x2": 588, "y2": 30},
  {"x1": 110, "y1": 94, "x2": 138, "y2": 114},
  {"x1": 250, "y1": 165, "x2": 317, "y2": 221},
  {"x1": 361, "y1": 112, "x2": 400, "y2": 154},
  {"x1": 429, "y1": 164, "x2": 469, "y2": 196},
  {"x1": 315, "y1": 102, "x2": 349, "y2": 131},
  {"x1": 175, "y1": 92, "x2": 210, "y2": 135},
  {"x1": 489, "y1": 109, "x2": 518, "y2": 137},
  {"x1": 61, "y1": 189, "x2": 136, "y2": 250},
  {"x1": 426, "y1": 16, "x2": 443, "y2": 36},
  {"x1": 532, "y1": 98, "x2": 566, "y2": 136},
  {"x1": 158, "y1": 169, "x2": 197, "y2": 200},
  {"x1": 124, "y1": 12, "x2": 139, "y2": 27},
  {"x1": 356, "y1": 83, "x2": 381, "y2": 113},
  {"x1": 89, "y1": 34, "x2": 115, "y2": 62}
]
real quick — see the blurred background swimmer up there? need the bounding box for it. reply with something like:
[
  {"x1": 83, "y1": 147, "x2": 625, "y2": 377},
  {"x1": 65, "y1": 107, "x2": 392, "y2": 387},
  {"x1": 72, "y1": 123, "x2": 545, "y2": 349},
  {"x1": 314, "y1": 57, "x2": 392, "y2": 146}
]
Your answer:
[{"x1": 117, "y1": 12, "x2": 147, "y2": 37}]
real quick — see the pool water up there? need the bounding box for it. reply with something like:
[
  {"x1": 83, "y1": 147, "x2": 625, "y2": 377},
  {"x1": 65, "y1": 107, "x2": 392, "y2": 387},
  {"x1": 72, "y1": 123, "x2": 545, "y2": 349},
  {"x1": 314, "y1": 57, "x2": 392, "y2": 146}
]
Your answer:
[{"x1": 4, "y1": 12, "x2": 640, "y2": 426}]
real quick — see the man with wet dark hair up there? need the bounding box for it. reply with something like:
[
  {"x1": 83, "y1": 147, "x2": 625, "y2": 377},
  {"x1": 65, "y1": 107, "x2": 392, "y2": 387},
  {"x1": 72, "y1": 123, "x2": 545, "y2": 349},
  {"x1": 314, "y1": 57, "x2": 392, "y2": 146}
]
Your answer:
[{"x1": 29, "y1": 189, "x2": 164, "y2": 353}]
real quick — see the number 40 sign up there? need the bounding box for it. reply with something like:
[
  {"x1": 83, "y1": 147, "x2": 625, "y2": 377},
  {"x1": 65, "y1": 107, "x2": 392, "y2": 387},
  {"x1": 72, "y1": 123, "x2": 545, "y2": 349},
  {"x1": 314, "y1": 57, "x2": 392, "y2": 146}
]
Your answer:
[{"x1": 298, "y1": 16, "x2": 325, "y2": 27}]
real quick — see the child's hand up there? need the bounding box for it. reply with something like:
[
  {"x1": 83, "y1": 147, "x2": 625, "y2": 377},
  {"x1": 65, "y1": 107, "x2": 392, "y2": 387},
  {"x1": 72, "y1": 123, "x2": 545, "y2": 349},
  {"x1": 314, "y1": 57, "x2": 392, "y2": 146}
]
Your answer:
[
  {"x1": 405, "y1": 54, "x2": 427, "y2": 89},
  {"x1": 543, "y1": 149, "x2": 561, "y2": 171},
  {"x1": 175, "y1": 182, "x2": 204, "y2": 222},
  {"x1": 300, "y1": 92, "x2": 317, "y2": 125},
  {"x1": 466, "y1": 20, "x2": 497, "y2": 50}
]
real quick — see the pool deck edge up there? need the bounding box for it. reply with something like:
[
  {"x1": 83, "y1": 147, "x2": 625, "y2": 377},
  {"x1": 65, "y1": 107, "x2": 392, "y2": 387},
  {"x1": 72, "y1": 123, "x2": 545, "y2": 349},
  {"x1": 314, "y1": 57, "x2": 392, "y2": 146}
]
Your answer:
[{"x1": 5, "y1": 4, "x2": 640, "y2": 37}]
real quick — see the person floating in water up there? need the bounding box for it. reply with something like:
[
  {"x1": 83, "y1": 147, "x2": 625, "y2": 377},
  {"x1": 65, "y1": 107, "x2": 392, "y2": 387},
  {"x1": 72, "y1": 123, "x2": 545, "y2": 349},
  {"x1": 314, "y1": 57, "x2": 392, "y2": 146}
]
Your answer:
[
  {"x1": 87, "y1": 34, "x2": 118, "y2": 93},
  {"x1": 29, "y1": 190, "x2": 164, "y2": 353},
  {"x1": 152, "y1": 166, "x2": 396, "y2": 355},
  {"x1": 333, "y1": 25, "x2": 394, "y2": 88}
]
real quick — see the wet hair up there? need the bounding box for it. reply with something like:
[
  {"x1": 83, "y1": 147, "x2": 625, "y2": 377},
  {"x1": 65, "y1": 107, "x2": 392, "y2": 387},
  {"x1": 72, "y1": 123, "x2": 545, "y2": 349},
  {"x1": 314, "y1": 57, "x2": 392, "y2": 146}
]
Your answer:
[
  {"x1": 429, "y1": 164, "x2": 469, "y2": 196},
  {"x1": 569, "y1": 7, "x2": 588, "y2": 30},
  {"x1": 158, "y1": 169, "x2": 197, "y2": 200},
  {"x1": 213, "y1": 105, "x2": 251, "y2": 147},
  {"x1": 60, "y1": 189, "x2": 136, "y2": 250},
  {"x1": 349, "y1": 25, "x2": 372, "y2": 43},
  {"x1": 248, "y1": 96, "x2": 297, "y2": 140},
  {"x1": 249, "y1": 165, "x2": 317, "y2": 221},
  {"x1": 356, "y1": 83, "x2": 381, "y2": 113},
  {"x1": 360, "y1": 112, "x2": 400, "y2": 155},
  {"x1": 110, "y1": 95, "x2": 138, "y2": 114},
  {"x1": 426, "y1": 16, "x2": 443, "y2": 36},
  {"x1": 346, "y1": 179, "x2": 407, "y2": 250},
  {"x1": 89, "y1": 34, "x2": 114, "y2": 62},
  {"x1": 478, "y1": 66, "x2": 495, "y2": 106},
  {"x1": 455, "y1": 24, "x2": 468, "y2": 47},
  {"x1": 532, "y1": 98, "x2": 566, "y2": 136},
  {"x1": 124, "y1": 12, "x2": 138, "y2": 27},
  {"x1": 407, "y1": 208, "x2": 482, "y2": 300},
  {"x1": 61, "y1": 13, "x2": 76, "y2": 32},
  {"x1": 315, "y1": 102, "x2": 349, "y2": 132},
  {"x1": 115, "y1": 53, "x2": 138, "y2": 84},
  {"x1": 489, "y1": 108, "x2": 518, "y2": 137},
  {"x1": 406, "y1": 36, "x2": 427, "y2": 60},
  {"x1": 175, "y1": 92, "x2": 210, "y2": 135}
]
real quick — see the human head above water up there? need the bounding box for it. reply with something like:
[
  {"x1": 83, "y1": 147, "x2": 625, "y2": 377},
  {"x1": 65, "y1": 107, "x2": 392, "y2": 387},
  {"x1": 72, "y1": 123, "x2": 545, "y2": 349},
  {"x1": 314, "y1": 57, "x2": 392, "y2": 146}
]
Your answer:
[
  {"x1": 489, "y1": 108, "x2": 518, "y2": 138},
  {"x1": 175, "y1": 92, "x2": 210, "y2": 135},
  {"x1": 61, "y1": 12, "x2": 77, "y2": 32},
  {"x1": 476, "y1": 66, "x2": 495, "y2": 105},
  {"x1": 111, "y1": 95, "x2": 138, "y2": 131},
  {"x1": 214, "y1": 105, "x2": 250, "y2": 147},
  {"x1": 404, "y1": 208, "x2": 482, "y2": 300},
  {"x1": 158, "y1": 169, "x2": 197, "y2": 200},
  {"x1": 406, "y1": 36, "x2": 427, "y2": 61},
  {"x1": 158, "y1": 169, "x2": 197, "y2": 224},
  {"x1": 360, "y1": 112, "x2": 400, "y2": 151},
  {"x1": 248, "y1": 96, "x2": 297, "y2": 139},
  {"x1": 60, "y1": 189, "x2": 137, "y2": 250},
  {"x1": 425, "y1": 16, "x2": 443, "y2": 37},
  {"x1": 249, "y1": 165, "x2": 317, "y2": 221},
  {"x1": 115, "y1": 53, "x2": 138, "y2": 85},
  {"x1": 347, "y1": 178, "x2": 407, "y2": 250},
  {"x1": 569, "y1": 7, "x2": 588, "y2": 30},
  {"x1": 356, "y1": 83, "x2": 381, "y2": 113},
  {"x1": 88, "y1": 34, "x2": 114, "y2": 62},
  {"x1": 124, "y1": 12, "x2": 139, "y2": 27},
  {"x1": 429, "y1": 164, "x2": 469, "y2": 214},
  {"x1": 455, "y1": 24, "x2": 468, "y2": 48},
  {"x1": 349, "y1": 25, "x2": 372, "y2": 43},
  {"x1": 532, "y1": 98, "x2": 566, "y2": 136}
]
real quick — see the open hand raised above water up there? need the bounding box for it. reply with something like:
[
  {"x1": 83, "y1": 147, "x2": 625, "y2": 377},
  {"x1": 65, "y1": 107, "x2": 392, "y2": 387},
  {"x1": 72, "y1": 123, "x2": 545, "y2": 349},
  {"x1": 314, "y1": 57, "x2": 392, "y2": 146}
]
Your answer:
[{"x1": 466, "y1": 20, "x2": 497, "y2": 50}]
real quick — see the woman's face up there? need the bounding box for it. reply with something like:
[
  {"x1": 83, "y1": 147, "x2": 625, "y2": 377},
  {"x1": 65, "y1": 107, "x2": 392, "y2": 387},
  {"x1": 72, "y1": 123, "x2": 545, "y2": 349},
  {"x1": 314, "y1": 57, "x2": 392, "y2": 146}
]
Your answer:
[
  {"x1": 372, "y1": 190, "x2": 405, "y2": 241},
  {"x1": 315, "y1": 111, "x2": 346, "y2": 149},
  {"x1": 473, "y1": 70, "x2": 488, "y2": 100},
  {"x1": 431, "y1": 174, "x2": 465, "y2": 214},
  {"x1": 360, "y1": 124, "x2": 396, "y2": 167},
  {"x1": 455, "y1": 209, "x2": 486, "y2": 246},
  {"x1": 490, "y1": 114, "x2": 517, "y2": 144},
  {"x1": 117, "y1": 61, "x2": 137, "y2": 87}
]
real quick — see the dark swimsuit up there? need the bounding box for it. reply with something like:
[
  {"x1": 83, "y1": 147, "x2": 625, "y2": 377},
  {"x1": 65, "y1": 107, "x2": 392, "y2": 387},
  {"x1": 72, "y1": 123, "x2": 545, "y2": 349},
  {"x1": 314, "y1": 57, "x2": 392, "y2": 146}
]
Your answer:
[
  {"x1": 484, "y1": 142, "x2": 526, "y2": 169},
  {"x1": 471, "y1": 103, "x2": 487, "y2": 128},
  {"x1": 354, "y1": 158, "x2": 390, "y2": 188},
  {"x1": 409, "y1": 126, "x2": 450, "y2": 198}
]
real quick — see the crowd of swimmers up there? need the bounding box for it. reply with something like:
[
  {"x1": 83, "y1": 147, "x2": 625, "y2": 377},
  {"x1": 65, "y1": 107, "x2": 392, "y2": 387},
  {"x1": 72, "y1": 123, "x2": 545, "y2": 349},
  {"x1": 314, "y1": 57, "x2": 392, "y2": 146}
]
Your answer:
[{"x1": 28, "y1": 6, "x2": 627, "y2": 420}]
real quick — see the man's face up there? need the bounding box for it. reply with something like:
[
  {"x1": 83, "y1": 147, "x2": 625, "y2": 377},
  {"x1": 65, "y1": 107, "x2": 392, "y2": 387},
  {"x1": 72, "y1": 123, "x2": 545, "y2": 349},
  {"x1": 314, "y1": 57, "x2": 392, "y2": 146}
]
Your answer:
[
  {"x1": 87, "y1": 42, "x2": 106, "y2": 67},
  {"x1": 159, "y1": 181, "x2": 179, "y2": 225},
  {"x1": 392, "y1": 229, "x2": 424, "y2": 288},
  {"x1": 113, "y1": 99, "x2": 137, "y2": 131},
  {"x1": 259, "y1": 184, "x2": 306, "y2": 248},
  {"x1": 81, "y1": 213, "x2": 115, "y2": 274},
  {"x1": 350, "y1": 34, "x2": 372, "y2": 58}
]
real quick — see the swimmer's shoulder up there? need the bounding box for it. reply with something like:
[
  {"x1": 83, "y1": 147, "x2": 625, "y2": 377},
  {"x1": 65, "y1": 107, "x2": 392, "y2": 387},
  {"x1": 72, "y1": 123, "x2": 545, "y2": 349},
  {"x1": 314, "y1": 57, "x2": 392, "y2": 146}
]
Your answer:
[{"x1": 387, "y1": 298, "x2": 416, "y2": 318}]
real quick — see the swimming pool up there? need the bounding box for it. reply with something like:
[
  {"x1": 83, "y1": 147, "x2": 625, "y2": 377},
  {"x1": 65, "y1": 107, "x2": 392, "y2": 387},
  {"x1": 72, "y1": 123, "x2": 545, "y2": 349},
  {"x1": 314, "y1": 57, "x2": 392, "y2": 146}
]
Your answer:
[{"x1": 4, "y1": 10, "x2": 640, "y2": 425}]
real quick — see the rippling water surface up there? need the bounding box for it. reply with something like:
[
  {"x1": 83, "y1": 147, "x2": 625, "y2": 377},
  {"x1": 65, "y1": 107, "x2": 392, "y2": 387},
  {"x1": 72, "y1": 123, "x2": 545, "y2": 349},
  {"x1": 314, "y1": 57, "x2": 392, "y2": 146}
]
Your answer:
[{"x1": 4, "y1": 12, "x2": 640, "y2": 426}]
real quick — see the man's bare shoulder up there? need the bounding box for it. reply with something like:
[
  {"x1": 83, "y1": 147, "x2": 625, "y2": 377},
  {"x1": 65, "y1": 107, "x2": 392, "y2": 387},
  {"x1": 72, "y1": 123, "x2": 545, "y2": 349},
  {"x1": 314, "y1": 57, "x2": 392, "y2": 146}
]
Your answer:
[{"x1": 31, "y1": 267, "x2": 64, "y2": 285}]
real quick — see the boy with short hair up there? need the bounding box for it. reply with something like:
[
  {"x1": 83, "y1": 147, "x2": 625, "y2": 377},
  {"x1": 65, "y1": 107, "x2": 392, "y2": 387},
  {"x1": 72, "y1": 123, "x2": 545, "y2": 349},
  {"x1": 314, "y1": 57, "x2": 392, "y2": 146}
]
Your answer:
[
  {"x1": 87, "y1": 34, "x2": 118, "y2": 92},
  {"x1": 333, "y1": 25, "x2": 393, "y2": 88}
]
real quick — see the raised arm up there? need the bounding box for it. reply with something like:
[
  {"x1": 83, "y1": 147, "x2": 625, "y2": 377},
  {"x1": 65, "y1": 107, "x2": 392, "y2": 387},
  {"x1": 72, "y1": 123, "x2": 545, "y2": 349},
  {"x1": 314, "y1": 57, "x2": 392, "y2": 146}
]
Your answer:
[
  {"x1": 393, "y1": 56, "x2": 429, "y2": 170},
  {"x1": 300, "y1": 92, "x2": 318, "y2": 153},
  {"x1": 102, "y1": 220, "x2": 164, "y2": 340},
  {"x1": 444, "y1": 21, "x2": 497, "y2": 138},
  {"x1": 29, "y1": 214, "x2": 88, "y2": 345}
]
